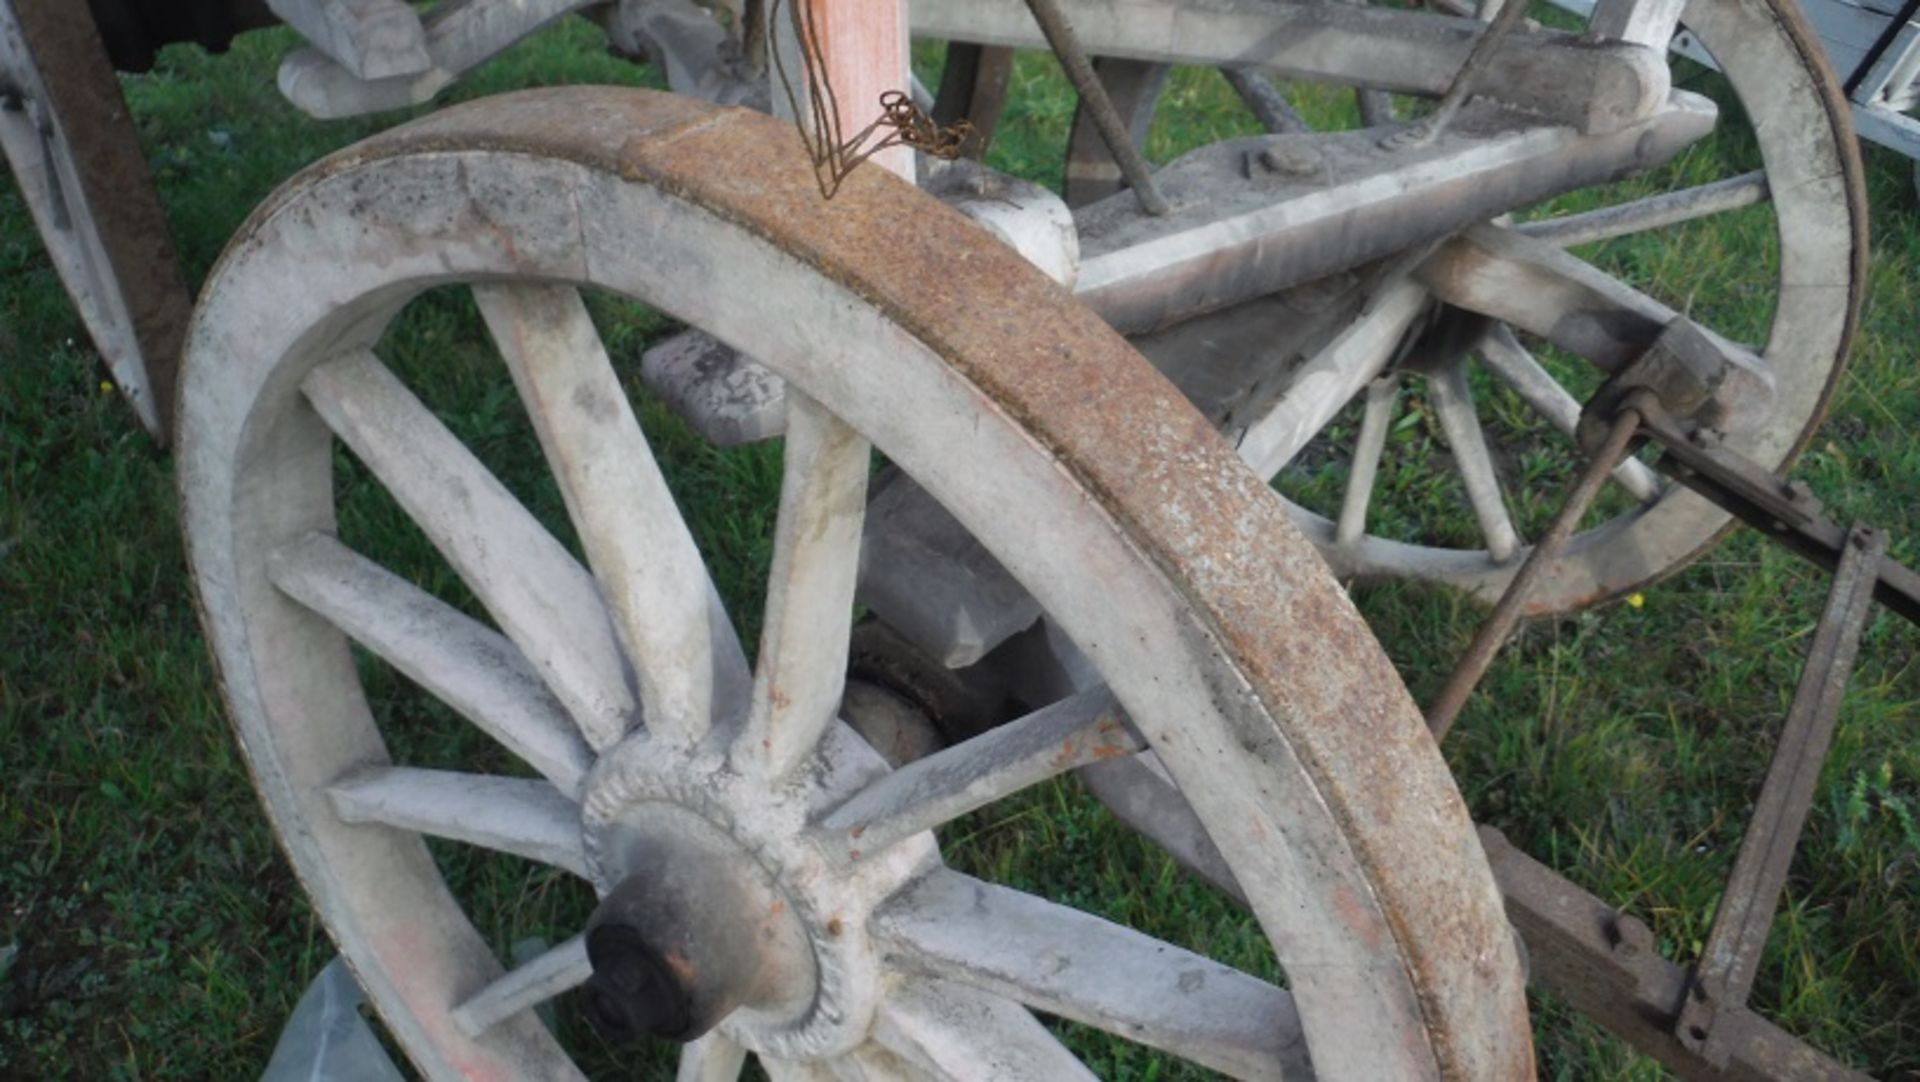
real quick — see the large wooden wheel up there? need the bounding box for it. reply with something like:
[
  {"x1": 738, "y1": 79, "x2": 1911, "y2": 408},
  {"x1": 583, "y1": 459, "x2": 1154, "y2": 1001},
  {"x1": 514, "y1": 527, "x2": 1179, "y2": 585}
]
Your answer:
[
  {"x1": 177, "y1": 88, "x2": 1530, "y2": 1079},
  {"x1": 919, "y1": 0, "x2": 1868, "y2": 615}
]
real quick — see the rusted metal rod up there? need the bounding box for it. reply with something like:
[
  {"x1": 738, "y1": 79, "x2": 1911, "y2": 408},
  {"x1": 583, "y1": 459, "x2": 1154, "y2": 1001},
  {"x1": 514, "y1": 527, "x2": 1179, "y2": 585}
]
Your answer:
[
  {"x1": 1020, "y1": 0, "x2": 1171, "y2": 215},
  {"x1": 1427, "y1": 400, "x2": 1646, "y2": 741},
  {"x1": 1386, "y1": 0, "x2": 1535, "y2": 148},
  {"x1": 1634, "y1": 400, "x2": 1920, "y2": 627},
  {"x1": 1220, "y1": 67, "x2": 1309, "y2": 134}
]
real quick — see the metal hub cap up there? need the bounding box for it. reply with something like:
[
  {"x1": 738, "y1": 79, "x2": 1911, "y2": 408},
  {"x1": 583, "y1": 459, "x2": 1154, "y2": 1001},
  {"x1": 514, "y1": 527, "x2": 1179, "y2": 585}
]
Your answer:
[{"x1": 581, "y1": 729, "x2": 936, "y2": 1060}]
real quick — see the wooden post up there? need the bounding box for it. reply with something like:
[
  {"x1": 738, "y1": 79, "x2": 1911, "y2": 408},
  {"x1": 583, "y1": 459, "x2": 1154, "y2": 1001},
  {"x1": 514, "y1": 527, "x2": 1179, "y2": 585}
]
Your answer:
[{"x1": 774, "y1": 0, "x2": 914, "y2": 180}]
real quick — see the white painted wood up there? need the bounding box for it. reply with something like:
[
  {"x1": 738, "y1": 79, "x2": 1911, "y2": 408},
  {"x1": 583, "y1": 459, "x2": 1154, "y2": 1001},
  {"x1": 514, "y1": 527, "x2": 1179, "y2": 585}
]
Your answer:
[
  {"x1": 910, "y1": 0, "x2": 1667, "y2": 133},
  {"x1": 600, "y1": 0, "x2": 762, "y2": 107},
  {"x1": 1850, "y1": 99, "x2": 1920, "y2": 158},
  {"x1": 1237, "y1": 278, "x2": 1427, "y2": 480},
  {"x1": 1071, "y1": 96, "x2": 1712, "y2": 335},
  {"x1": 327, "y1": 766, "x2": 587, "y2": 877},
  {"x1": 677, "y1": 1032, "x2": 749, "y2": 1082},
  {"x1": 268, "y1": 531, "x2": 595, "y2": 798},
  {"x1": 279, "y1": 0, "x2": 606, "y2": 118},
  {"x1": 872, "y1": 979, "x2": 1096, "y2": 1081},
  {"x1": 1793, "y1": 0, "x2": 1901, "y2": 85},
  {"x1": 1517, "y1": 172, "x2": 1768, "y2": 248},
  {"x1": 762, "y1": 1058, "x2": 841, "y2": 1082},
  {"x1": 1334, "y1": 375, "x2": 1400, "y2": 548},
  {"x1": 874, "y1": 870, "x2": 1311, "y2": 1079},
  {"x1": 476, "y1": 282, "x2": 745, "y2": 748},
  {"x1": 0, "y1": 8, "x2": 161, "y2": 435},
  {"x1": 1474, "y1": 325, "x2": 1661, "y2": 501},
  {"x1": 1077, "y1": 751, "x2": 1246, "y2": 901},
  {"x1": 642, "y1": 329, "x2": 789, "y2": 447},
  {"x1": 451, "y1": 933, "x2": 591, "y2": 1038},
  {"x1": 820, "y1": 1043, "x2": 928, "y2": 1082},
  {"x1": 815, "y1": 688, "x2": 1137, "y2": 858},
  {"x1": 1851, "y1": 18, "x2": 1920, "y2": 109},
  {"x1": 734, "y1": 391, "x2": 871, "y2": 778},
  {"x1": 1585, "y1": 0, "x2": 1688, "y2": 47},
  {"x1": 267, "y1": 0, "x2": 430, "y2": 80},
  {"x1": 302, "y1": 350, "x2": 637, "y2": 751},
  {"x1": 178, "y1": 87, "x2": 1551, "y2": 1079},
  {"x1": 1415, "y1": 224, "x2": 1768, "y2": 381},
  {"x1": 924, "y1": 161, "x2": 1081, "y2": 288},
  {"x1": 1428, "y1": 360, "x2": 1521, "y2": 564},
  {"x1": 856, "y1": 474, "x2": 1041, "y2": 668}
]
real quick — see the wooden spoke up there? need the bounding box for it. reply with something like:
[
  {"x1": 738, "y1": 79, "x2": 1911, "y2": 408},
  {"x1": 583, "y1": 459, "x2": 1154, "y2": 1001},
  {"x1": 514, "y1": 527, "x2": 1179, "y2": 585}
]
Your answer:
[
  {"x1": 326, "y1": 766, "x2": 587, "y2": 877},
  {"x1": 1416, "y1": 224, "x2": 1767, "y2": 378},
  {"x1": 1518, "y1": 171, "x2": 1768, "y2": 249},
  {"x1": 822, "y1": 1044, "x2": 929, "y2": 1082},
  {"x1": 678, "y1": 1033, "x2": 749, "y2": 1082},
  {"x1": 1237, "y1": 278, "x2": 1427, "y2": 479},
  {"x1": 301, "y1": 351, "x2": 636, "y2": 751},
  {"x1": 1428, "y1": 360, "x2": 1521, "y2": 563},
  {"x1": 872, "y1": 977, "x2": 1097, "y2": 1082},
  {"x1": 732, "y1": 391, "x2": 871, "y2": 778},
  {"x1": 761, "y1": 1059, "x2": 839, "y2": 1082},
  {"x1": 451, "y1": 934, "x2": 591, "y2": 1038},
  {"x1": 269, "y1": 532, "x2": 595, "y2": 798},
  {"x1": 813, "y1": 688, "x2": 1136, "y2": 859},
  {"x1": 873, "y1": 870, "x2": 1310, "y2": 1079},
  {"x1": 475, "y1": 283, "x2": 748, "y2": 748},
  {"x1": 1475, "y1": 325, "x2": 1662, "y2": 501},
  {"x1": 1077, "y1": 752, "x2": 1246, "y2": 902},
  {"x1": 1334, "y1": 375, "x2": 1400, "y2": 548}
]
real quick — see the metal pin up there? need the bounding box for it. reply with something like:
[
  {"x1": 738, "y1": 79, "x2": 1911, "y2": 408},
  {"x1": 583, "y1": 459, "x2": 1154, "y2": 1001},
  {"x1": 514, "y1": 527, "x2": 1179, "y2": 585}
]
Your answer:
[
  {"x1": 1383, "y1": 0, "x2": 1534, "y2": 150},
  {"x1": 1021, "y1": 0, "x2": 1170, "y2": 215},
  {"x1": 1427, "y1": 400, "x2": 1647, "y2": 741}
]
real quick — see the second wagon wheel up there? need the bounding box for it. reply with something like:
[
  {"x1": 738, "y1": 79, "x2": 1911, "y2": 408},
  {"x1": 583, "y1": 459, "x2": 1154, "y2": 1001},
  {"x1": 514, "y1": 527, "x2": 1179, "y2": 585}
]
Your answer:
[
  {"x1": 937, "y1": 0, "x2": 1868, "y2": 615},
  {"x1": 1301, "y1": 0, "x2": 1866, "y2": 611},
  {"x1": 178, "y1": 88, "x2": 1530, "y2": 1078}
]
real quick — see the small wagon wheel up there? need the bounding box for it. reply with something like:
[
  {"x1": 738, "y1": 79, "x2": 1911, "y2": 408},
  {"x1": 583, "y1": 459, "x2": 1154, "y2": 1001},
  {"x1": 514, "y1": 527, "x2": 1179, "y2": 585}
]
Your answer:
[
  {"x1": 1311, "y1": 0, "x2": 1867, "y2": 611},
  {"x1": 948, "y1": 0, "x2": 1867, "y2": 615},
  {"x1": 178, "y1": 88, "x2": 1530, "y2": 1078}
]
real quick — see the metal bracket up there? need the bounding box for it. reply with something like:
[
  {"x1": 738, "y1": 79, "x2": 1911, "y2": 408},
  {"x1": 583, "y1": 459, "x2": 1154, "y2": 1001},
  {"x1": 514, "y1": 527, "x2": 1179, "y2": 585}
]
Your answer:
[
  {"x1": 1674, "y1": 524, "x2": 1889, "y2": 1066},
  {"x1": 1634, "y1": 400, "x2": 1920, "y2": 627},
  {"x1": 1576, "y1": 314, "x2": 1774, "y2": 454}
]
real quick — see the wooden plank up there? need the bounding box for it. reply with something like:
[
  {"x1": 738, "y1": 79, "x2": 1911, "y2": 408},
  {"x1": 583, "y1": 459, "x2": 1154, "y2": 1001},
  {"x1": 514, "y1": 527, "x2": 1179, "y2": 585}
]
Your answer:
[{"x1": 328, "y1": 767, "x2": 588, "y2": 877}]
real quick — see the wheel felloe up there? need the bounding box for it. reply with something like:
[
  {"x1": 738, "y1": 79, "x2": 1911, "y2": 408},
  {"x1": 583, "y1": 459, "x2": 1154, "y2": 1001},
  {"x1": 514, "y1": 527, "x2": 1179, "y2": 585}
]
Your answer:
[{"x1": 181, "y1": 87, "x2": 1534, "y2": 1077}]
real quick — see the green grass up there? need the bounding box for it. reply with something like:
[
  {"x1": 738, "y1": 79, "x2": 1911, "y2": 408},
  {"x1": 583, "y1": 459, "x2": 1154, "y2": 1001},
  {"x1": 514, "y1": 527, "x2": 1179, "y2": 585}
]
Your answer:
[{"x1": 3, "y1": 14, "x2": 1918, "y2": 1080}]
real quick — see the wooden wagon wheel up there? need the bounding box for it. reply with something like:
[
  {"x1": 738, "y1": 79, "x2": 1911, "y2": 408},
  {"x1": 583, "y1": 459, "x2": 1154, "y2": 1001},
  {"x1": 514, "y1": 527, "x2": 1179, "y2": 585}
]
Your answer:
[
  {"x1": 0, "y1": 0, "x2": 194, "y2": 441},
  {"x1": 177, "y1": 87, "x2": 1530, "y2": 1078},
  {"x1": 929, "y1": 0, "x2": 1867, "y2": 616}
]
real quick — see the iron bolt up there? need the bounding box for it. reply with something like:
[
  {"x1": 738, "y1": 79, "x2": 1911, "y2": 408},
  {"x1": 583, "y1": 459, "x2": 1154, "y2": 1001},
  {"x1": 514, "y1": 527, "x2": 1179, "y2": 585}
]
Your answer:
[
  {"x1": 1605, "y1": 913, "x2": 1652, "y2": 960},
  {"x1": 1254, "y1": 145, "x2": 1319, "y2": 179}
]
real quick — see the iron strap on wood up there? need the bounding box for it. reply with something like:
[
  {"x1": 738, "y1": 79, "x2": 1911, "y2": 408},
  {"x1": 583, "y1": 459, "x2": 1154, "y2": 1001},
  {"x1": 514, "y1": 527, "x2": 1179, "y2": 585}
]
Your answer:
[{"x1": 1635, "y1": 399, "x2": 1920, "y2": 628}]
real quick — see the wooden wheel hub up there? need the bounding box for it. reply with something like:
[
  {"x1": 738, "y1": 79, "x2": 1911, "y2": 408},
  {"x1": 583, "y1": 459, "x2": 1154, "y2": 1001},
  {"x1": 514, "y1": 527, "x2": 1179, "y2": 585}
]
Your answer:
[{"x1": 581, "y1": 733, "x2": 934, "y2": 1059}]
